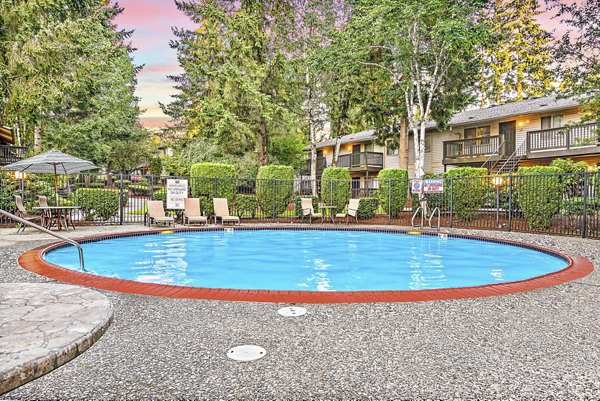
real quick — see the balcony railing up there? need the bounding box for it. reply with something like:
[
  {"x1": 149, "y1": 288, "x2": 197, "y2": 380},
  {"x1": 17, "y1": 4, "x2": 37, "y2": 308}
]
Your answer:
[
  {"x1": 0, "y1": 145, "x2": 27, "y2": 166},
  {"x1": 443, "y1": 135, "x2": 504, "y2": 160},
  {"x1": 337, "y1": 152, "x2": 384, "y2": 169},
  {"x1": 527, "y1": 122, "x2": 599, "y2": 153}
]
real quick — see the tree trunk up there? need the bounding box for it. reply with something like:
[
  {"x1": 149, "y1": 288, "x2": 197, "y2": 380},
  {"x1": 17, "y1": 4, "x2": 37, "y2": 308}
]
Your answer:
[
  {"x1": 33, "y1": 125, "x2": 42, "y2": 153},
  {"x1": 413, "y1": 122, "x2": 427, "y2": 215},
  {"x1": 258, "y1": 118, "x2": 267, "y2": 166},
  {"x1": 399, "y1": 117, "x2": 409, "y2": 169}
]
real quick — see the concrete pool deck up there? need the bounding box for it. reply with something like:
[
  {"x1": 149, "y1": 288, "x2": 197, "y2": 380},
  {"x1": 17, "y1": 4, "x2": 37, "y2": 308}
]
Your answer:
[{"x1": 0, "y1": 223, "x2": 599, "y2": 399}]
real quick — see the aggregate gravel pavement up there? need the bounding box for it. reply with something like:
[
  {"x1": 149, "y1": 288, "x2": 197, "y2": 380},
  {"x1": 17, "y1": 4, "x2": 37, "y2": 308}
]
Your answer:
[{"x1": 1, "y1": 224, "x2": 599, "y2": 400}]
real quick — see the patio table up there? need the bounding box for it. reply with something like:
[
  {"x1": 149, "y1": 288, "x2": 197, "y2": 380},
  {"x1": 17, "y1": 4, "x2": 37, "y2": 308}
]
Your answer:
[
  {"x1": 319, "y1": 205, "x2": 337, "y2": 223},
  {"x1": 34, "y1": 206, "x2": 80, "y2": 231}
]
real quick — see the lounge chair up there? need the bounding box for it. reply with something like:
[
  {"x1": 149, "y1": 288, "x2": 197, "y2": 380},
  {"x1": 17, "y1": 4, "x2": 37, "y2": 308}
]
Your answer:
[
  {"x1": 213, "y1": 198, "x2": 240, "y2": 225},
  {"x1": 146, "y1": 200, "x2": 175, "y2": 227},
  {"x1": 335, "y1": 198, "x2": 360, "y2": 224},
  {"x1": 183, "y1": 198, "x2": 207, "y2": 226},
  {"x1": 300, "y1": 197, "x2": 323, "y2": 224},
  {"x1": 14, "y1": 195, "x2": 42, "y2": 233}
]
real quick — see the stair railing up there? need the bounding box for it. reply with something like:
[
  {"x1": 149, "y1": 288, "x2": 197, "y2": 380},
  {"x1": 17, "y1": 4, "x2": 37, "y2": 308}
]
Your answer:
[
  {"x1": 496, "y1": 139, "x2": 527, "y2": 174},
  {"x1": 480, "y1": 135, "x2": 506, "y2": 172},
  {"x1": 0, "y1": 209, "x2": 85, "y2": 271}
]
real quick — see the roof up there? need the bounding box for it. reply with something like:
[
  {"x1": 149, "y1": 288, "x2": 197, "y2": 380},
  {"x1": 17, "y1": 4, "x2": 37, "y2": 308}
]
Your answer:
[{"x1": 306, "y1": 95, "x2": 581, "y2": 150}]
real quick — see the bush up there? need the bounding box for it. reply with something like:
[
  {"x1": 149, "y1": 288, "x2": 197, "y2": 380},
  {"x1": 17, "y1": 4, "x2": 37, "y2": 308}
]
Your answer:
[
  {"x1": 377, "y1": 169, "x2": 409, "y2": 217},
  {"x1": 320, "y1": 167, "x2": 351, "y2": 210},
  {"x1": 149, "y1": 157, "x2": 162, "y2": 176},
  {"x1": 75, "y1": 188, "x2": 123, "y2": 220},
  {"x1": 515, "y1": 166, "x2": 563, "y2": 229},
  {"x1": 560, "y1": 197, "x2": 600, "y2": 216},
  {"x1": 129, "y1": 184, "x2": 150, "y2": 196},
  {"x1": 190, "y1": 163, "x2": 236, "y2": 215},
  {"x1": 356, "y1": 197, "x2": 378, "y2": 219},
  {"x1": 444, "y1": 167, "x2": 487, "y2": 220},
  {"x1": 256, "y1": 165, "x2": 294, "y2": 217},
  {"x1": 88, "y1": 182, "x2": 105, "y2": 189},
  {"x1": 0, "y1": 172, "x2": 16, "y2": 211},
  {"x1": 152, "y1": 187, "x2": 166, "y2": 203},
  {"x1": 235, "y1": 194, "x2": 259, "y2": 217},
  {"x1": 294, "y1": 195, "x2": 319, "y2": 217}
]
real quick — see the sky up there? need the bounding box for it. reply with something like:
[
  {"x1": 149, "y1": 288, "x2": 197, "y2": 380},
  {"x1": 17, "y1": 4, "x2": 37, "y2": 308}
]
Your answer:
[{"x1": 114, "y1": 0, "x2": 579, "y2": 130}]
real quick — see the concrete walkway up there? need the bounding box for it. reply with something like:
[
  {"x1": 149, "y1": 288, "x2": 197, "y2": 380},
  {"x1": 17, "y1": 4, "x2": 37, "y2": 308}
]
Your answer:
[{"x1": 0, "y1": 283, "x2": 113, "y2": 395}]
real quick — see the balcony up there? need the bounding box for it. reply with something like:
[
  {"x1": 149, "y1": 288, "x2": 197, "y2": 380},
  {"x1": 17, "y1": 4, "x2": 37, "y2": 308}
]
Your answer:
[
  {"x1": 526, "y1": 122, "x2": 599, "y2": 159},
  {"x1": 303, "y1": 156, "x2": 327, "y2": 175},
  {"x1": 0, "y1": 145, "x2": 27, "y2": 166},
  {"x1": 443, "y1": 135, "x2": 505, "y2": 164},
  {"x1": 337, "y1": 152, "x2": 384, "y2": 172}
]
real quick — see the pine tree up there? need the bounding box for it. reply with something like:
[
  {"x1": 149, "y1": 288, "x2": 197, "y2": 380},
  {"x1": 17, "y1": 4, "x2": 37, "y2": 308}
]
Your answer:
[{"x1": 480, "y1": 0, "x2": 554, "y2": 105}]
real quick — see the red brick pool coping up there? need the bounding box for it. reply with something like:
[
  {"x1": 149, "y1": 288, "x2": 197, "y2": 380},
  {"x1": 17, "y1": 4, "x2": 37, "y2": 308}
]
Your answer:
[{"x1": 18, "y1": 226, "x2": 594, "y2": 304}]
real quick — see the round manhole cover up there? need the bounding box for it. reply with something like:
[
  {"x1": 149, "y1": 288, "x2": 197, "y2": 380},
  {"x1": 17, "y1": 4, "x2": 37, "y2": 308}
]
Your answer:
[
  {"x1": 278, "y1": 306, "x2": 307, "y2": 317},
  {"x1": 226, "y1": 345, "x2": 267, "y2": 361}
]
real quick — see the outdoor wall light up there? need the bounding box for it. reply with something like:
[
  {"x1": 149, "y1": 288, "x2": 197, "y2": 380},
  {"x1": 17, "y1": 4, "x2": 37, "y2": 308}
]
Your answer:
[
  {"x1": 492, "y1": 176, "x2": 504, "y2": 187},
  {"x1": 14, "y1": 171, "x2": 27, "y2": 180}
]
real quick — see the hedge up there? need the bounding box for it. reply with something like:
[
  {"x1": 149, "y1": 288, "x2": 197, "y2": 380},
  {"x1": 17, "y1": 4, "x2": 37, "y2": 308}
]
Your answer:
[
  {"x1": 152, "y1": 187, "x2": 167, "y2": 203},
  {"x1": 320, "y1": 167, "x2": 351, "y2": 210},
  {"x1": 75, "y1": 188, "x2": 122, "y2": 220},
  {"x1": 377, "y1": 169, "x2": 409, "y2": 217},
  {"x1": 356, "y1": 197, "x2": 378, "y2": 219},
  {"x1": 515, "y1": 166, "x2": 563, "y2": 228},
  {"x1": 560, "y1": 197, "x2": 600, "y2": 216},
  {"x1": 444, "y1": 167, "x2": 487, "y2": 220},
  {"x1": 190, "y1": 163, "x2": 236, "y2": 215},
  {"x1": 256, "y1": 165, "x2": 294, "y2": 217},
  {"x1": 236, "y1": 194, "x2": 259, "y2": 217},
  {"x1": 129, "y1": 184, "x2": 150, "y2": 196},
  {"x1": 294, "y1": 195, "x2": 319, "y2": 217}
]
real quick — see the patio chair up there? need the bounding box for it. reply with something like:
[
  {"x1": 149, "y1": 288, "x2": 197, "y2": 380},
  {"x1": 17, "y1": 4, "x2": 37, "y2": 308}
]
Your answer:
[
  {"x1": 213, "y1": 198, "x2": 240, "y2": 225},
  {"x1": 146, "y1": 200, "x2": 175, "y2": 227},
  {"x1": 300, "y1": 197, "x2": 323, "y2": 224},
  {"x1": 183, "y1": 198, "x2": 207, "y2": 226},
  {"x1": 335, "y1": 198, "x2": 360, "y2": 224},
  {"x1": 14, "y1": 195, "x2": 42, "y2": 233},
  {"x1": 37, "y1": 195, "x2": 51, "y2": 227}
]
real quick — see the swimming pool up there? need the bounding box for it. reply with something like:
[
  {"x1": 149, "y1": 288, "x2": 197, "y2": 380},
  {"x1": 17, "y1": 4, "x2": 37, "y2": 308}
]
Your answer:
[{"x1": 43, "y1": 228, "x2": 569, "y2": 292}]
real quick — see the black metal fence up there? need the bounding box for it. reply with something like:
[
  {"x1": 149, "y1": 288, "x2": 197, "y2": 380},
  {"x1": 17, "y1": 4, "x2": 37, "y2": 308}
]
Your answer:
[{"x1": 1, "y1": 171, "x2": 599, "y2": 239}]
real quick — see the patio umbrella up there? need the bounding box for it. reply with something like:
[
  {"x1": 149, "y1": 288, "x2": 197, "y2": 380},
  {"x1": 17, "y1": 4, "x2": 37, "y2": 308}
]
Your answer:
[{"x1": 2, "y1": 149, "x2": 98, "y2": 204}]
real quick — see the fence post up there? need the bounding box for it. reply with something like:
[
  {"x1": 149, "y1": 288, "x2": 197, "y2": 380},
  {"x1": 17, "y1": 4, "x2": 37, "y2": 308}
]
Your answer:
[
  {"x1": 508, "y1": 173, "x2": 513, "y2": 232},
  {"x1": 388, "y1": 179, "x2": 392, "y2": 224},
  {"x1": 582, "y1": 172, "x2": 588, "y2": 238},
  {"x1": 149, "y1": 175, "x2": 154, "y2": 200},
  {"x1": 119, "y1": 172, "x2": 124, "y2": 225},
  {"x1": 272, "y1": 179, "x2": 276, "y2": 221},
  {"x1": 449, "y1": 177, "x2": 453, "y2": 228}
]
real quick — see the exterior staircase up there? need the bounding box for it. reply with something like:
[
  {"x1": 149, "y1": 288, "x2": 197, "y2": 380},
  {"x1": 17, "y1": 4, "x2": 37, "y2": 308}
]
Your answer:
[{"x1": 481, "y1": 139, "x2": 527, "y2": 175}]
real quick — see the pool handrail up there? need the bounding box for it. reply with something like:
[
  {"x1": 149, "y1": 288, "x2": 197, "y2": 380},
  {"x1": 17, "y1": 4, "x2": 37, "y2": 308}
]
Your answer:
[
  {"x1": 0, "y1": 208, "x2": 85, "y2": 271},
  {"x1": 411, "y1": 207, "x2": 424, "y2": 228},
  {"x1": 429, "y1": 207, "x2": 441, "y2": 230}
]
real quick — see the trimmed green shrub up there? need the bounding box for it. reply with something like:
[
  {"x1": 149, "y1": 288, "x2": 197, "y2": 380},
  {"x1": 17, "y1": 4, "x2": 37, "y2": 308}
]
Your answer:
[
  {"x1": 129, "y1": 184, "x2": 150, "y2": 196},
  {"x1": 294, "y1": 195, "x2": 319, "y2": 217},
  {"x1": 444, "y1": 167, "x2": 487, "y2": 220},
  {"x1": 88, "y1": 182, "x2": 105, "y2": 189},
  {"x1": 256, "y1": 165, "x2": 294, "y2": 217},
  {"x1": 152, "y1": 187, "x2": 167, "y2": 203},
  {"x1": 320, "y1": 167, "x2": 351, "y2": 210},
  {"x1": 75, "y1": 188, "x2": 122, "y2": 220},
  {"x1": 377, "y1": 169, "x2": 409, "y2": 217},
  {"x1": 235, "y1": 194, "x2": 259, "y2": 217},
  {"x1": 560, "y1": 197, "x2": 600, "y2": 216},
  {"x1": 515, "y1": 166, "x2": 563, "y2": 229},
  {"x1": 190, "y1": 163, "x2": 236, "y2": 215},
  {"x1": 356, "y1": 197, "x2": 378, "y2": 219}
]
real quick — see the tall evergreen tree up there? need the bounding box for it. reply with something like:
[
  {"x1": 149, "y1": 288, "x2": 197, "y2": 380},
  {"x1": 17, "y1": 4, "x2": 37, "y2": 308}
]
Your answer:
[
  {"x1": 165, "y1": 1, "x2": 299, "y2": 166},
  {"x1": 479, "y1": 0, "x2": 554, "y2": 105}
]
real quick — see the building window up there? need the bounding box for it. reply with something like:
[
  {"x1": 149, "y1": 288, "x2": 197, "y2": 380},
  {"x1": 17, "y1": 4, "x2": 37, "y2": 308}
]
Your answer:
[
  {"x1": 464, "y1": 126, "x2": 491, "y2": 139},
  {"x1": 386, "y1": 140, "x2": 399, "y2": 156},
  {"x1": 541, "y1": 115, "x2": 563, "y2": 130}
]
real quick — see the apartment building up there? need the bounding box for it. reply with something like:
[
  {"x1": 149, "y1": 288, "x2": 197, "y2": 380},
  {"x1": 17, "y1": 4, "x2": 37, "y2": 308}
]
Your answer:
[{"x1": 305, "y1": 95, "x2": 599, "y2": 182}]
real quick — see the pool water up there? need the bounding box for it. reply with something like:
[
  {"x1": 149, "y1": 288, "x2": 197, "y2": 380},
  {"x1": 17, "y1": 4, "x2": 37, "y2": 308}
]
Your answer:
[{"x1": 44, "y1": 229, "x2": 568, "y2": 291}]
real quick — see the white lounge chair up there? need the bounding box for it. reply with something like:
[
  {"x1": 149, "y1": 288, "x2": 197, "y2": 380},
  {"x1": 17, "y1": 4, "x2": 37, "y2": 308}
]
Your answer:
[
  {"x1": 335, "y1": 198, "x2": 360, "y2": 224},
  {"x1": 213, "y1": 198, "x2": 240, "y2": 225},
  {"x1": 300, "y1": 197, "x2": 323, "y2": 224},
  {"x1": 183, "y1": 198, "x2": 207, "y2": 226},
  {"x1": 147, "y1": 200, "x2": 175, "y2": 227}
]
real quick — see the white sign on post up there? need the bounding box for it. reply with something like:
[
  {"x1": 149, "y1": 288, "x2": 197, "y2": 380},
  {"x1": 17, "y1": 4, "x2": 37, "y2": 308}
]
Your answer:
[
  {"x1": 166, "y1": 179, "x2": 188, "y2": 210},
  {"x1": 423, "y1": 179, "x2": 444, "y2": 193},
  {"x1": 411, "y1": 180, "x2": 423, "y2": 194}
]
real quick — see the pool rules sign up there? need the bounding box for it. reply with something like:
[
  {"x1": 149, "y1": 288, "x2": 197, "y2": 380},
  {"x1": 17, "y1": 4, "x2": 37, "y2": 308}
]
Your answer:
[{"x1": 166, "y1": 179, "x2": 188, "y2": 210}]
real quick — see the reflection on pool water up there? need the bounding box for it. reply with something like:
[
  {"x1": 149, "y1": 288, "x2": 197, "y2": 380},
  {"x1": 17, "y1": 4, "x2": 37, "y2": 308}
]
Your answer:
[{"x1": 44, "y1": 229, "x2": 568, "y2": 292}]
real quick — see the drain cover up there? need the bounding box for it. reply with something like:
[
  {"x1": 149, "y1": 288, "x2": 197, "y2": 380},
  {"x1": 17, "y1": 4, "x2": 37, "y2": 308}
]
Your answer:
[
  {"x1": 278, "y1": 306, "x2": 307, "y2": 317},
  {"x1": 226, "y1": 345, "x2": 266, "y2": 361}
]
